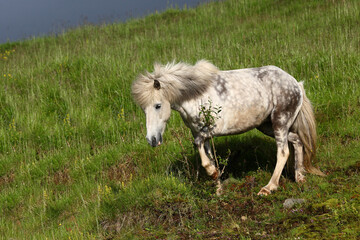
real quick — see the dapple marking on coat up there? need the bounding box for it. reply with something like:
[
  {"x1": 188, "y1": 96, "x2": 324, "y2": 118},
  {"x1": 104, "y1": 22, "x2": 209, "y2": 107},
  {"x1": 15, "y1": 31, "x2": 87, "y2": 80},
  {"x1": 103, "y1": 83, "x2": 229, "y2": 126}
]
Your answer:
[{"x1": 132, "y1": 60, "x2": 325, "y2": 195}]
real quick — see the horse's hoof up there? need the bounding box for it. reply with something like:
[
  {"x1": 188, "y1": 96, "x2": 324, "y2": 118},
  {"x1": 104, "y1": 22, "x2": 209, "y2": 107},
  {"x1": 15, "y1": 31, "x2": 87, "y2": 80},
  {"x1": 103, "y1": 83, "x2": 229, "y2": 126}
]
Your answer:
[
  {"x1": 295, "y1": 173, "x2": 306, "y2": 183},
  {"x1": 297, "y1": 178, "x2": 306, "y2": 184},
  {"x1": 257, "y1": 187, "x2": 271, "y2": 196},
  {"x1": 211, "y1": 170, "x2": 219, "y2": 180}
]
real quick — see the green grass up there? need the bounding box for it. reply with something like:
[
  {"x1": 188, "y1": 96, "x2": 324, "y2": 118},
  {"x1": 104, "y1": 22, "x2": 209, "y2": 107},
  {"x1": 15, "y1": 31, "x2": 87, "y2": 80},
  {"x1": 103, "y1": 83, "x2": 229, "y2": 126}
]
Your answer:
[{"x1": 1, "y1": 0, "x2": 359, "y2": 239}]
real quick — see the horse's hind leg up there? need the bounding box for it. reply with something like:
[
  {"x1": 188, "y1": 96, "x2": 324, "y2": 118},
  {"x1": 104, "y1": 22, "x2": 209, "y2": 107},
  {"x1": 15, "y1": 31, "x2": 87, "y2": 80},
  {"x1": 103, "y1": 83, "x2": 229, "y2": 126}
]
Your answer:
[
  {"x1": 288, "y1": 132, "x2": 306, "y2": 183},
  {"x1": 258, "y1": 127, "x2": 290, "y2": 195},
  {"x1": 257, "y1": 124, "x2": 305, "y2": 183},
  {"x1": 258, "y1": 114, "x2": 290, "y2": 195}
]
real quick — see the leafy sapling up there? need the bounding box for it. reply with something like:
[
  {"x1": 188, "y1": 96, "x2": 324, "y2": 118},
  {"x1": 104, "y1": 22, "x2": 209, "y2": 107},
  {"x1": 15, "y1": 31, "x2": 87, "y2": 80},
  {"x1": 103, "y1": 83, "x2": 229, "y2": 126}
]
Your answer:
[
  {"x1": 198, "y1": 99, "x2": 222, "y2": 134},
  {"x1": 198, "y1": 99, "x2": 229, "y2": 182}
]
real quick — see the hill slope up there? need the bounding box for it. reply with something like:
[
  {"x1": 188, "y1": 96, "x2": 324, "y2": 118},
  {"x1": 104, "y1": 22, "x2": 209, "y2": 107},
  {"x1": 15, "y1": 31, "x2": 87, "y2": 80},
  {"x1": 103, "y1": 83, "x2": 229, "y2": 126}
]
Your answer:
[{"x1": 1, "y1": 0, "x2": 359, "y2": 239}]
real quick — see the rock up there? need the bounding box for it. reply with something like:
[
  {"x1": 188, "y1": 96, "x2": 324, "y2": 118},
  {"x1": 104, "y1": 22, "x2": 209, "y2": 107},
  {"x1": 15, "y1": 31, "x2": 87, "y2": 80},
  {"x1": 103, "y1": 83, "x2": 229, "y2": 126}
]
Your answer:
[{"x1": 283, "y1": 198, "x2": 306, "y2": 209}]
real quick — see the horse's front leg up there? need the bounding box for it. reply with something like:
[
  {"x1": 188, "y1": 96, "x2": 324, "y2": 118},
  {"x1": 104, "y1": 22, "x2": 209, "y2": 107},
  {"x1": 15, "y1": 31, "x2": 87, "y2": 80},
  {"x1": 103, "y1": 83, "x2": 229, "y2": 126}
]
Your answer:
[
  {"x1": 195, "y1": 137, "x2": 222, "y2": 195},
  {"x1": 204, "y1": 140, "x2": 214, "y2": 160},
  {"x1": 196, "y1": 138, "x2": 218, "y2": 179}
]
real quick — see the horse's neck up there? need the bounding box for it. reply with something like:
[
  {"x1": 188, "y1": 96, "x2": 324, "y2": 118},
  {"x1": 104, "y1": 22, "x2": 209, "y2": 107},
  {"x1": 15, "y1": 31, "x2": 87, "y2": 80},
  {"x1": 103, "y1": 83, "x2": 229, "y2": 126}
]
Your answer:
[
  {"x1": 172, "y1": 99, "x2": 196, "y2": 118},
  {"x1": 172, "y1": 98, "x2": 202, "y2": 125}
]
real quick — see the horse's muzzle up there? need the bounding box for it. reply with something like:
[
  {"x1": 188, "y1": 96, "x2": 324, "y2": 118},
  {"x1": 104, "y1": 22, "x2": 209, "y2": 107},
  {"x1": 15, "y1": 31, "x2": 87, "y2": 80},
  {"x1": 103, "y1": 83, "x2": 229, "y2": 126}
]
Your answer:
[{"x1": 147, "y1": 135, "x2": 162, "y2": 147}]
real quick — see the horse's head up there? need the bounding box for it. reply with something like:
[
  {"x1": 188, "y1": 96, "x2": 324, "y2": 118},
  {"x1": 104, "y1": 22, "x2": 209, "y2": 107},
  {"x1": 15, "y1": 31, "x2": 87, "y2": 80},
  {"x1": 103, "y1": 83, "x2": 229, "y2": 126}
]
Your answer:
[
  {"x1": 142, "y1": 80, "x2": 171, "y2": 147},
  {"x1": 133, "y1": 60, "x2": 218, "y2": 147}
]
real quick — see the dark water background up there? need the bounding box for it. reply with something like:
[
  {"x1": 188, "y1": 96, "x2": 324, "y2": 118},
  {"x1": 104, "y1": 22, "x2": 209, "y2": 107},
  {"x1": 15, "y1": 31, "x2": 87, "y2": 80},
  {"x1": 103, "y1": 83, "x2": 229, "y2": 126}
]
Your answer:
[{"x1": 0, "y1": 0, "x2": 210, "y2": 44}]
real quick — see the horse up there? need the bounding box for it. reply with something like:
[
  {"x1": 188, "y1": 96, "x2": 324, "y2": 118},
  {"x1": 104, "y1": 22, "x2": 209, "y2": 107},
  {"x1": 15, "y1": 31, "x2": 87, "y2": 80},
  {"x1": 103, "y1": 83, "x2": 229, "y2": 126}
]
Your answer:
[{"x1": 132, "y1": 60, "x2": 325, "y2": 195}]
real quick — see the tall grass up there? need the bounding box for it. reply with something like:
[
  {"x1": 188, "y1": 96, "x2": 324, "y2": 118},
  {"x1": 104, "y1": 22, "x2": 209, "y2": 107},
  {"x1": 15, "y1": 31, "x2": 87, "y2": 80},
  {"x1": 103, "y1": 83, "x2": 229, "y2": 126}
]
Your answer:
[{"x1": 1, "y1": 0, "x2": 359, "y2": 238}]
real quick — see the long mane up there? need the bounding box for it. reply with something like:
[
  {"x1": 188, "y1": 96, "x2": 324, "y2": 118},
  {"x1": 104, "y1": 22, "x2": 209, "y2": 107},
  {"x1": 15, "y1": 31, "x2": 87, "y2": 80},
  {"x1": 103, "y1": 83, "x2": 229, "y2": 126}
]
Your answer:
[{"x1": 132, "y1": 60, "x2": 219, "y2": 107}]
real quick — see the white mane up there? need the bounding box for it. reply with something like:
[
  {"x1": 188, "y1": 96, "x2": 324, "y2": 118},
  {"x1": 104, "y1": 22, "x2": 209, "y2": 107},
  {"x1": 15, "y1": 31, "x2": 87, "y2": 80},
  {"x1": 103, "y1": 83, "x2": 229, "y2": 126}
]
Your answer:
[{"x1": 132, "y1": 60, "x2": 219, "y2": 107}]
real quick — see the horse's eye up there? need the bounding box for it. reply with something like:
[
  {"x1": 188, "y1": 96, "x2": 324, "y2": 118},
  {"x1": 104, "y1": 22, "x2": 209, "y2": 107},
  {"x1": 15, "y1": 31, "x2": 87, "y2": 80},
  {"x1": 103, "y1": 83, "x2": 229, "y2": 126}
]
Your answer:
[{"x1": 155, "y1": 104, "x2": 161, "y2": 110}]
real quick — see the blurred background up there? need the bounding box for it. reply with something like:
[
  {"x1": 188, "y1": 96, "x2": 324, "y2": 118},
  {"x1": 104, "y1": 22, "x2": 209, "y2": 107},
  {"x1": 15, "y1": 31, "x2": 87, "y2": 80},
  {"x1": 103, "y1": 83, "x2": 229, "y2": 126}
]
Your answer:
[{"x1": 0, "y1": 0, "x2": 210, "y2": 43}]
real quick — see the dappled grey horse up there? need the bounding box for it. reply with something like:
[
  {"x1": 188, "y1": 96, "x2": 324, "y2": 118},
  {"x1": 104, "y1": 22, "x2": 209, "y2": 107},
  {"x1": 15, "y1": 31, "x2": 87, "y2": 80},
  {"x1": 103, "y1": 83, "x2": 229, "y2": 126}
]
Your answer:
[{"x1": 132, "y1": 60, "x2": 324, "y2": 195}]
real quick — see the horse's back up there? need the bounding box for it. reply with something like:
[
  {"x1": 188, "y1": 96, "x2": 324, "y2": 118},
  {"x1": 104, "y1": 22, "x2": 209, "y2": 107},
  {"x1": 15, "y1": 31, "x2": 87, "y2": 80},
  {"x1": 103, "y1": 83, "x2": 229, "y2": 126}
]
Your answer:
[
  {"x1": 209, "y1": 66, "x2": 302, "y2": 135},
  {"x1": 219, "y1": 65, "x2": 302, "y2": 105}
]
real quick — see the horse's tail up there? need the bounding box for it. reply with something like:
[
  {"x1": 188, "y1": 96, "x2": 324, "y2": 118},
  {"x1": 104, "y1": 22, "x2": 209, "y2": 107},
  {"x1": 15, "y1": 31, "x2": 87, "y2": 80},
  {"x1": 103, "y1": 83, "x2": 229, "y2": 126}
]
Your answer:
[{"x1": 293, "y1": 82, "x2": 325, "y2": 176}]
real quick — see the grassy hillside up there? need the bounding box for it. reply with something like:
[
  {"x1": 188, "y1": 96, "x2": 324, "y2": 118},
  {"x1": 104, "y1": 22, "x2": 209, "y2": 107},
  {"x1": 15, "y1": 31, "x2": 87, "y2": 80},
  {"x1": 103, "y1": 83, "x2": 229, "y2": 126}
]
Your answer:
[{"x1": 1, "y1": 0, "x2": 359, "y2": 239}]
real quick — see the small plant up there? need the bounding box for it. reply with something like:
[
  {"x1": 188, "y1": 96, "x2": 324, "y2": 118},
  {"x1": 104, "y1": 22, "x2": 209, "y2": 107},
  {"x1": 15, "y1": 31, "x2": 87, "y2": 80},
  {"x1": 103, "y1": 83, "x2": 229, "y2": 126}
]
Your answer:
[
  {"x1": 198, "y1": 99, "x2": 229, "y2": 180},
  {"x1": 117, "y1": 108, "x2": 129, "y2": 137},
  {"x1": 8, "y1": 118, "x2": 22, "y2": 148},
  {"x1": 198, "y1": 99, "x2": 222, "y2": 133},
  {"x1": 63, "y1": 113, "x2": 74, "y2": 146},
  {"x1": 0, "y1": 49, "x2": 15, "y2": 60}
]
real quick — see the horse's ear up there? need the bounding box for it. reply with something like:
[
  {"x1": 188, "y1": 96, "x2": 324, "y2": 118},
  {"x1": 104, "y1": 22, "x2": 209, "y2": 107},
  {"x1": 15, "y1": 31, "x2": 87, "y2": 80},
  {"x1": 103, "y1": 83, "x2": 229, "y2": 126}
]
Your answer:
[{"x1": 154, "y1": 80, "x2": 161, "y2": 90}]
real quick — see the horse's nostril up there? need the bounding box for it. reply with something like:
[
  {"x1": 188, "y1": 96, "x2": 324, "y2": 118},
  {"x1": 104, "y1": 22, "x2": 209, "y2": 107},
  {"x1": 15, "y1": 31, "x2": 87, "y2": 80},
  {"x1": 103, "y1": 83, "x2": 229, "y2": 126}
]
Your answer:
[{"x1": 151, "y1": 136, "x2": 157, "y2": 147}]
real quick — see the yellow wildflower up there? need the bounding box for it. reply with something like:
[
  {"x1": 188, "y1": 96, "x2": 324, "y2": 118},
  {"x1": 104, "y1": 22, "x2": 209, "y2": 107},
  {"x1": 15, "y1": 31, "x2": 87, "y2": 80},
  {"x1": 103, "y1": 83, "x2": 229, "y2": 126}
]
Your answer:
[
  {"x1": 104, "y1": 185, "x2": 112, "y2": 195},
  {"x1": 97, "y1": 184, "x2": 102, "y2": 194},
  {"x1": 43, "y1": 190, "x2": 49, "y2": 201}
]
